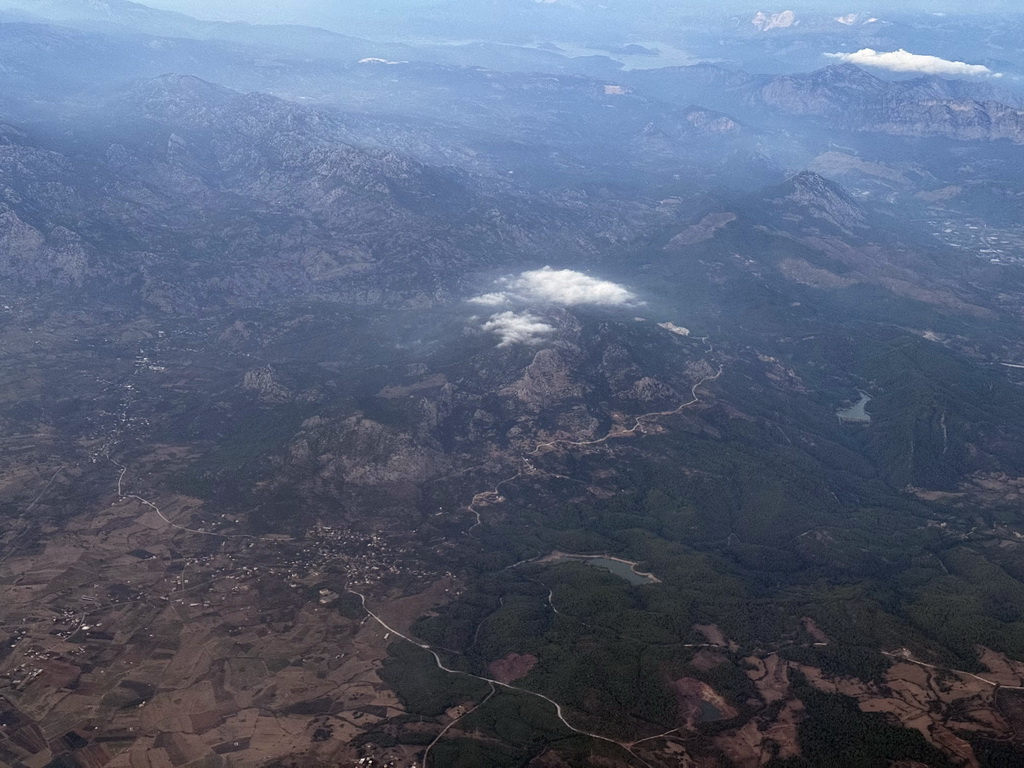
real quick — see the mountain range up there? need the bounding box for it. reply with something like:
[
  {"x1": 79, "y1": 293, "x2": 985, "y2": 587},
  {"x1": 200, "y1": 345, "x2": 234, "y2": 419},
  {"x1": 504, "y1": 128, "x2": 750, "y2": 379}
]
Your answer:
[{"x1": 2, "y1": 3, "x2": 1024, "y2": 768}]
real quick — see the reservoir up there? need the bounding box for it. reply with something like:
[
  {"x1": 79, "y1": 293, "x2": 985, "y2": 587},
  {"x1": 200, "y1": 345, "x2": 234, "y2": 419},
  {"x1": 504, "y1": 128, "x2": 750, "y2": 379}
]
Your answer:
[
  {"x1": 837, "y1": 390, "x2": 872, "y2": 424},
  {"x1": 540, "y1": 552, "x2": 659, "y2": 585},
  {"x1": 698, "y1": 700, "x2": 727, "y2": 722}
]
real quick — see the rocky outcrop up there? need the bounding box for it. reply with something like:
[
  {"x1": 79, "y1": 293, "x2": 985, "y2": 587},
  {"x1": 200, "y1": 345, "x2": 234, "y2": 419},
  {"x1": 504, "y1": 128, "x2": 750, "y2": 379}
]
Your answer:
[
  {"x1": 241, "y1": 367, "x2": 294, "y2": 405},
  {"x1": 683, "y1": 106, "x2": 742, "y2": 135},
  {"x1": 0, "y1": 209, "x2": 88, "y2": 286},
  {"x1": 504, "y1": 347, "x2": 586, "y2": 411},
  {"x1": 627, "y1": 376, "x2": 677, "y2": 404},
  {"x1": 754, "y1": 64, "x2": 884, "y2": 116},
  {"x1": 634, "y1": 63, "x2": 1024, "y2": 146},
  {"x1": 768, "y1": 172, "x2": 866, "y2": 233},
  {"x1": 666, "y1": 212, "x2": 738, "y2": 250},
  {"x1": 753, "y1": 64, "x2": 1024, "y2": 144},
  {"x1": 0, "y1": 74, "x2": 645, "y2": 312},
  {"x1": 286, "y1": 414, "x2": 448, "y2": 488}
]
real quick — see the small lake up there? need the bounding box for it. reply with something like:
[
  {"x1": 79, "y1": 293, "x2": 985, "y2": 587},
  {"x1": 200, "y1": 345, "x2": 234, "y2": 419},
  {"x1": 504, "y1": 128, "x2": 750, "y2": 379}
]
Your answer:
[
  {"x1": 698, "y1": 700, "x2": 727, "y2": 723},
  {"x1": 542, "y1": 552, "x2": 659, "y2": 585},
  {"x1": 837, "y1": 390, "x2": 872, "y2": 424}
]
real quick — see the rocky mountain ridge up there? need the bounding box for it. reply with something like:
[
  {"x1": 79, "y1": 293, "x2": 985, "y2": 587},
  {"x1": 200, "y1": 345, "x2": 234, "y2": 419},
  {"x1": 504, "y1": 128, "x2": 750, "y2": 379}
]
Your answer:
[
  {"x1": 0, "y1": 74, "x2": 649, "y2": 310},
  {"x1": 631, "y1": 62, "x2": 1024, "y2": 144}
]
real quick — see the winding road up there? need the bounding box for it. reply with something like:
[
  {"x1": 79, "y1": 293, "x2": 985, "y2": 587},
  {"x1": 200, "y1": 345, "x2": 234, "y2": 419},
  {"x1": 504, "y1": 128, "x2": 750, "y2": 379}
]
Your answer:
[
  {"x1": 347, "y1": 589, "x2": 656, "y2": 768},
  {"x1": 881, "y1": 649, "x2": 1024, "y2": 692},
  {"x1": 113, "y1": 461, "x2": 257, "y2": 540},
  {"x1": 362, "y1": 338, "x2": 725, "y2": 766},
  {"x1": 470, "y1": 339, "x2": 722, "y2": 532},
  {"x1": 104, "y1": 333, "x2": 725, "y2": 766}
]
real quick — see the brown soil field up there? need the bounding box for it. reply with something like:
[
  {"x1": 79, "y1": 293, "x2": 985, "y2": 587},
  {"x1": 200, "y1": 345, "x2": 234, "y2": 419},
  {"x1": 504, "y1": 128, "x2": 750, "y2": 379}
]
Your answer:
[
  {"x1": 0, "y1": 475, "x2": 433, "y2": 768},
  {"x1": 488, "y1": 652, "x2": 539, "y2": 684}
]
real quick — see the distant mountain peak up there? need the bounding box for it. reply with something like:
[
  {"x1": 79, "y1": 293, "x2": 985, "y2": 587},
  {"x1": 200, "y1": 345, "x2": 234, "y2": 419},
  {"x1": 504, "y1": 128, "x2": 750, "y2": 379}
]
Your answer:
[
  {"x1": 784, "y1": 170, "x2": 848, "y2": 194},
  {"x1": 112, "y1": 74, "x2": 243, "y2": 128},
  {"x1": 125, "y1": 73, "x2": 230, "y2": 101},
  {"x1": 771, "y1": 171, "x2": 866, "y2": 232},
  {"x1": 817, "y1": 62, "x2": 880, "y2": 82},
  {"x1": 682, "y1": 105, "x2": 742, "y2": 134}
]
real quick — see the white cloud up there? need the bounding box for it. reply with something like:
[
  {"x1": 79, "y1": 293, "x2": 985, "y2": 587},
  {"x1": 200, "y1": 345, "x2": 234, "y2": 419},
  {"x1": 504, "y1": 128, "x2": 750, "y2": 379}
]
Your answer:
[
  {"x1": 752, "y1": 11, "x2": 796, "y2": 32},
  {"x1": 469, "y1": 292, "x2": 511, "y2": 307},
  {"x1": 481, "y1": 311, "x2": 554, "y2": 347},
  {"x1": 825, "y1": 48, "x2": 999, "y2": 78},
  {"x1": 835, "y1": 13, "x2": 878, "y2": 25},
  {"x1": 469, "y1": 267, "x2": 639, "y2": 308}
]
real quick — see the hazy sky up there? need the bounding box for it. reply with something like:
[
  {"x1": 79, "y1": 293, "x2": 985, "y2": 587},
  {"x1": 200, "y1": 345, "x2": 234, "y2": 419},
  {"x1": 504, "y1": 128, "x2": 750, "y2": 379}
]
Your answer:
[
  {"x1": 133, "y1": 0, "x2": 1024, "y2": 26},
  {"x1": 133, "y1": 0, "x2": 307, "y2": 24},
  {"x1": 134, "y1": 0, "x2": 432, "y2": 25}
]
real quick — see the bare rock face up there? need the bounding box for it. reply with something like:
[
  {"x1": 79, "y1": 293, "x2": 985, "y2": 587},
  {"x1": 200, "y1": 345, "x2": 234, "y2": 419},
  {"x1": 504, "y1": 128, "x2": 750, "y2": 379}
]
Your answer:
[
  {"x1": 685, "y1": 107, "x2": 740, "y2": 135},
  {"x1": 241, "y1": 366, "x2": 294, "y2": 404},
  {"x1": 555, "y1": 405, "x2": 600, "y2": 440},
  {"x1": 0, "y1": 210, "x2": 88, "y2": 286},
  {"x1": 286, "y1": 414, "x2": 448, "y2": 489},
  {"x1": 627, "y1": 376, "x2": 676, "y2": 404},
  {"x1": 242, "y1": 365, "x2": 323, "y2": 404},
  {"x1": 754, "y1": 64, "x2": 1024, "y2": 144},
  {"x1": 0, "y1": 74, "x2": 638, "y2": 313},
  {"x1": 863, "y1": 98, "x2": 1024, "y2": 144},
  {"x1": 331, "y1": 416, "x2": 445, "y2": 485},
  {"x1": 468, "y1": 408, "x2": 498, "y2": 443},
  {"x1": 413, "y1": 382, "x2": 456, "y2": 434},
  {"x1": 755, "y1": 64, "x2": 882, "y2": 116},
  {"x1": 772, "y1": 172, "x2": 865, "y2": 233},
  {"x1": 666, "y1": 212, "x2": 737, "y2": 250},
  {"x1": 504, "y1": 347, "x2": 585, "y2": 410}
]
